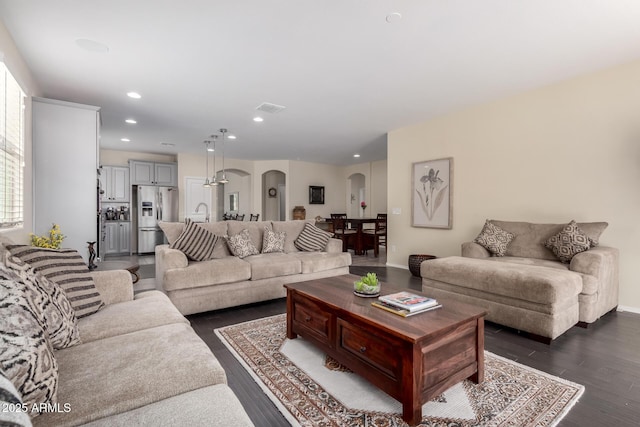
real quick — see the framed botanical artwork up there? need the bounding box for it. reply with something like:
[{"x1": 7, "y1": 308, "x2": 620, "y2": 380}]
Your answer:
[
  {"x1": 412, "y1": 157, "x2": 453, "y2": 229},
  {"x1": 309, "y1": 186, "x2": 325, "y2": 204}
]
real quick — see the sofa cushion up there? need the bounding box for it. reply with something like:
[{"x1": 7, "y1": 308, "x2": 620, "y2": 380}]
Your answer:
[
  {"x1": 225, "y1": 229, "x2": 260, "y2": 258},
  {"x1": 5, "y1": 256, "x2": 80, "y2": 349},
  {"x1": 1, "y1": 370, "x2": 33, "y2": 427},
  {"x1": 158, "y1": 221, "x2": 185, "y2": 245},
  {"x1": 0, "y1": 275, "x2": 58, "y2": 416},
  {"x1": 544, "y1": 220, "x2": 596, "y2": 263},
  {"x1": 160, "y1": 221, "x2": 230, "y2": 258},
  {"x1": 422, "y1": 256, "x2": 582, "y2": 305},
  {"x1": 245, "y1": 253, "x2": 301, "y2": 280},
  {"x1": 163, "y1": 257, "x2": 252, "y2": 291},
  {"x1": 77, "y1": 291, "x2": 189, "y2": 343},
  {"x1": 8, "y1": 246, "x2": 105, "y2": 318},
  {"x1": 262, "y1": 227, "x2": 285, "y2": 253},
  {"x1": 272, "y1": 220, "x2": 314, "y2": 253},
  {"x1": 170, "y1": 218, "x2": 219, "y2": 261},
  {"x1": 489, "y1": 220, "x2": 608, "y2": 260},
  {"x1": 226, "y1": 220, "x2": 271, "y2": 253},
  {"x1": 474, "y1": 220, "x2": 514, "y2": 257},
  {"x1": 293, "y1": 252, "x2": 352, "y2": 274},
  {"x1": 36, "y1": 323, "x2": 226, "y2": 427},
  {"x1": 294, "y1": 223, "x2": 332, "y2": 252},
  {"x1": 80, "y1": 384, "x2": 253, "y2": 427}
]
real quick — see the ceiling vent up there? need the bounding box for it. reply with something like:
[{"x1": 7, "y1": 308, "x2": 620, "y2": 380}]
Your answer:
[{"x1": 256, "y1": 102, "x2": 286, "y2": 114}]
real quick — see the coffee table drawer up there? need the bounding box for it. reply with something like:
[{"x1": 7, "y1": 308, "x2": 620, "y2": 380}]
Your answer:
[
  {"x1": 292, "y1": 296, "x2": 332, "y2": 346},
  {"x1": 337, "y1": 319, "x2": 400, "y2": 379}
]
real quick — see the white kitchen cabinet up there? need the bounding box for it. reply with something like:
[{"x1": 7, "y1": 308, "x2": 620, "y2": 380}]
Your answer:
[
  {"x1": 33, "y1": 97, "x2": 99, "y2": 262},
  {"x1": 130, "y1": 160, "x2": 177, "y2": 186},
  {"x1": 102, "y1": 166, "x2": 130, "y2": 202},
  {"x1": 105, "y1": 221, "x2": 130, "y2": 255}
]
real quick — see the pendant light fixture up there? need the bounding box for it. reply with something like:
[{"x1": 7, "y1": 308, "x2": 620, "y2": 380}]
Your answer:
[
  {"x1": 210, "y1": 135, "x2": 219, "y2": 186},
  {"x1": 202, "y1": 140, "x2": 212, "y2": 188},
  {"x1": 218, "y1": 128, "x2": 229, "y2": 184}
]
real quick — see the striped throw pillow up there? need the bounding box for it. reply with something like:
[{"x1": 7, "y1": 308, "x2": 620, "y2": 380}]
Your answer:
[
  {"x1": 170, "y1": 218, "x2": 219, "y2": 261},
  {"x1": 7, "y1": 246, "x2": 104, "y2": 318},
  {"x1": 294, "y1": 223, "x2": 332, "y2": 252}
]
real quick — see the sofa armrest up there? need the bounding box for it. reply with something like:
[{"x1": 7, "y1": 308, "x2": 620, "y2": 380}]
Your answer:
[
  {"x1": 570, "y1": 246, "x2": 619, "y2": 283},
  {"x1": 461, "y1": 242, "x2": 490, "y2": 258},
  {"x1": 325, "y1": 238, "x2": 343, "y2": 253},
  {"x1": 90, "y1": 270, "x2": 133, "y2": 305},
  {"x1": 156, "y1": 244, "x2": 189, "y2": 291}
]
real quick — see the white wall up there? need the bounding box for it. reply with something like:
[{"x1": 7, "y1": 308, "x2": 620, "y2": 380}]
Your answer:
[
  {"x1": 100, "y1": 149, "x2": 176, "y2": 167},
  {"x1": 388, "y1": 59, "x2": 640, "y2": 311},
  {"x1": 0, "y1": 20, "x2": 40, "y2": 243}
]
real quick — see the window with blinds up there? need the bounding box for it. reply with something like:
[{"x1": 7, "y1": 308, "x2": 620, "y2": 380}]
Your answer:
[{"x1": 0, "y1": 62, "x2": 25, "y2": 229}]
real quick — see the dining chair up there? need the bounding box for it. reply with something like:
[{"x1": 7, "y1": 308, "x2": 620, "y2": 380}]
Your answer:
[
  {"x1": 363, "y1": 213, "x2": 387, "y2": 257},
  {"x1": 331, "y1": 216, "x2": 357, "y2": 252},
  {"x1": 236, "y1": 214, "x2": 245, "y2": 221},
  {"x1": 249, "y1": 213, "x2": 260, "y2": 221}
]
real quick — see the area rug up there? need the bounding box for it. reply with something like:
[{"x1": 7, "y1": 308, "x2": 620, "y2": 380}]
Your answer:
[{"x1": 215, "y1": 314, "x2": 584, "y2": 427}]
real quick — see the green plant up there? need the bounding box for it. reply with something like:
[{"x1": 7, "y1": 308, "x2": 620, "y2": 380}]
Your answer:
[
  {"x1": 30, "y1": 223, "x2": 65, "y2": 249},
  {"x1": 354, "y1": 272, "x2": 379, "y2": 294}
]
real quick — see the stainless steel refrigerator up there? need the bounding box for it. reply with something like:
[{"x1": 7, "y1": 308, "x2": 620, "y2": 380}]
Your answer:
[{"x1": 136, "y1": 185, "x2": 178, "y2": 253}]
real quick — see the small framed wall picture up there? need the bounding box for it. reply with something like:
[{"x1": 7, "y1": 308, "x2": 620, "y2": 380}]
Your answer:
[
  {"x1": 268, "y1": 187, "x2": 277, "y2": 198},
  {"x1": 309, "y1": 186, "x2": 325, "y2": 204}
]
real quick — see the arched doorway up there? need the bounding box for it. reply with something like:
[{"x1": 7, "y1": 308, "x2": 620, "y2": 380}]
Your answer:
[
  {"x1": 262, "y1": 170, "x2": 286, "y2": 221},
  {"x1": 348, "y1": 173, "x2": 365, "y2": 218}
]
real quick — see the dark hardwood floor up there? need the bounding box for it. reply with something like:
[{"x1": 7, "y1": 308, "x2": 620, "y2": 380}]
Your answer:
[{"x1": 187, "y1": 266, "x2": 640, "y2": 427}]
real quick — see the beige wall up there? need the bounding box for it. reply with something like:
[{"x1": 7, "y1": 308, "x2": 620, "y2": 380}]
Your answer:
[
  {"x1": 0, "y1": 20, "x2": 41, "y2": 243},
  {"x1": 388, "y1": 59, "x2": 640, "y2": 311},
  {"x1": 100, "y1": 149, "x2": 176, "y2": 167}
]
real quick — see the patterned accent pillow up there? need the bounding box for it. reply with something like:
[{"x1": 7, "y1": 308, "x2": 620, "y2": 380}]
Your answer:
[
  {"x1": 544, "y1": 220, "x2": 596, "y2": 263},
  {"x1": 0, "y1": 369, "x2": 33, "y2": 427},
  {"x1": 474, "y1": 220, "x2": 515, "y2": 257},
  {"x1": 294, "y1": 223, "x2": 332, "y2": 252},
  {"x1": 0, "y1": 277, "x2": 58, "y2": 417},
  {"x1": 170, "y1": 218, "x2": 219, "y2": 261},
  {"x1": 262, "y1": 227, "x2": 286, "y2": 254},
  {"x1": 225, "y1": 229, "x2": 260, "y2": 258},
  {"x1": 5, "y1": 256, "x2": 80, "y2": 349},
  {"x1": 7, "y1": 246, "x2": 105, "y2": 318}
]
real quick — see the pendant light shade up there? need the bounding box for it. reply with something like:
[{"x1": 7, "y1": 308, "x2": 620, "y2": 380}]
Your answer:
[
  {"x1": 218, "y1": 128, "x2": 229, "y2": 184},
  {"x1": 210, "y1": 135, "x2": 219, "y2": 186},
  {"x1": 202, "y1": 140, "x2": 212, "y2": 187}
]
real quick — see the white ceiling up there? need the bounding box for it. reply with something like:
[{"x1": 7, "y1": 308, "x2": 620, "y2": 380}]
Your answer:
[{"x1": 2, "y1": 1, "x2": 640, "y2": 166}]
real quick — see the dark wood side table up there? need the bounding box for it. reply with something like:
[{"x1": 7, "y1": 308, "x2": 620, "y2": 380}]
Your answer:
[{"x1": 94, "y1": 261, "x2": 140, "y2": 283}]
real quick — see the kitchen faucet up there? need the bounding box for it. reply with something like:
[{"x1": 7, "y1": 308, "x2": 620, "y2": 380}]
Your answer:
[{"x1": 195, "y1": 202, "x2": 210, "y2": 222}]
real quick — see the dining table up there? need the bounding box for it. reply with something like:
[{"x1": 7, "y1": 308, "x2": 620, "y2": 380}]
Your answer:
[{"x1": 325, "y1": 217, "x2": 378, "y2": 255}]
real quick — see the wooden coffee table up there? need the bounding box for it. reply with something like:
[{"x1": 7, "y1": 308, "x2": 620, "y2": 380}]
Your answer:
[{"x1": 284, "y1": 274, "x2": 486, "y2": 426}]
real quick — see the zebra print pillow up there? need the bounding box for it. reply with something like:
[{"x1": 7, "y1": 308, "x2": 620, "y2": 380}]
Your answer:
[
  {"x1": 5, "y1": 255, "x2": 80, "y2": 349},
  {"x1": 1, "y1": 369, "x2": 33, "y2": 427},
  {"x1": 0, "y1": 275, "x2": 58, "y2": 417},
  {"x1": 7, "y1": 246, "x2": 104, "y2": 318}
]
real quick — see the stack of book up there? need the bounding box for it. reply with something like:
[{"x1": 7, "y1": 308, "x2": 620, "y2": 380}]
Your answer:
[{"x1": 371, "y1": 291, "x2": 441, "y2": 317}]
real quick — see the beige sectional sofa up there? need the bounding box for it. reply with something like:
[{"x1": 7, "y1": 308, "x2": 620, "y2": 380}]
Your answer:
[
  {"x1": 421, "y1": 220, "x2": 619, "y2": 342},
  {"x1": 1, "y1": 243, "x2": 254, "y2": 426},
  {"x1": 156, "y1": 219, "x2": 352, "y2": 315}
]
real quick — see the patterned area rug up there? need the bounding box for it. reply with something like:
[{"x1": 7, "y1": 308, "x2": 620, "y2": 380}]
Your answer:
[{"x1": 215, "y1": 314, "x2": 584, "y2": 427}]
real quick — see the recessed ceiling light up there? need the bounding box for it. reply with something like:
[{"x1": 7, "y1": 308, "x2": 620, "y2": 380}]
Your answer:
[
  {"x1": 253, "y1": 117, "x2": 264, "y2": 122},
  {"x1": 228, "y1": 135, "x2": 237, "y2": 140},
  {"x1": 75, "y1": 38, "x2": 109, "y2": 53},
  {"x1": 121, "y1": 138, "x2": 130, "y2": 142},
  {"x1": 354, "y1": 154, "x2": 361, "y2": 158},
  {"x1": 125, "y1": 119, "x2": 137, "y2": 124},
  {"x1": 207, "y1": 147, "x2": 214, "y2": 152},
  {"x1": 127, "y1": 92, "x2": 141, "y2": 99}
]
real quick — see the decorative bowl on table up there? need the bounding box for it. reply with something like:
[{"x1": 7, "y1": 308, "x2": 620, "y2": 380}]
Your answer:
[{"x1": 354, "y1": 272, "x2": 380, "y2": 297}]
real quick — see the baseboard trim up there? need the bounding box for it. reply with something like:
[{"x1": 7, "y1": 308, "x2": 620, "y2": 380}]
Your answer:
[
  {"x1": 618, "y1": 305, "x2": 640, "y2": 314},
  {"x1": 386, "y1": 262, "x2": 408, "y2": 270}
]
